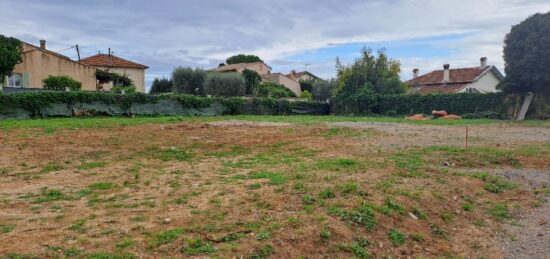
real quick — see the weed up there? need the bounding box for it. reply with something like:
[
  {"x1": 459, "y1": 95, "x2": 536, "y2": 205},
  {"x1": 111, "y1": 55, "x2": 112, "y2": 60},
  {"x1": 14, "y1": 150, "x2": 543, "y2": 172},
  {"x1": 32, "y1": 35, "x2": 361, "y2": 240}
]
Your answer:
[
  {"x1": 32, "y1": 188, "x2": 71, "y2": 203},
  {"x1": 85, "y1": 252, "x2": 135, "y2": 259},
  {"x1": 379, "y1": 198, "x2": 405, "y2": 215},
  {"x1": 77, "y1": 161, "x2": 106, "y2": 170},
  {"x1": 41, "y1": 163, "x2": 63, "y2": 173},
  {"x1": 320, "y1": 228, "x2": 331, "y2": 241},
  {"x1": 440, "y1": 212, "x2": 455, "y2": 222},
  {"x1": 247, "y1": 183, "x2": 262, "y2": 190},
  {"x1": 250, "y1": 244, "x2": 274, "y2": 259},
  {"x1": 302, "y1": 195, "x2": 316, "y2": 205},
  {"x1": 463, "y1": 202, "x2": 475, "y2": 212},
  {"x1": 319, "y1": 188, "x2": 336, "y2": 199},
  {"x1": 487, "y1": 203, "x2": 509, "y2": 221},
  {"x1": 317, "y1": 158, "x2": 358, "y2": 171},
  {"x1": 388, "y1": 229, "x2": 406, "y2": 246},
  {"x1": 182, "y1": 238, "x2": 216, "y2": 255},
  {"x1": 351, "y1": 241, "x2": 370, "y2": 259},
  {"x1": 339, "y1": 182, "x2": 359, "y2": 194},
  {"x1": 115, "y1": 239, "x2": 135, "y2": 249},
  {"x1": 473, "y1": 172, "x2": 515, "y2": 193},
  {"x1": 341, "y1": 202, "x2": 377, "y2": 231},
  {"x1": 0, "y1": 223, "x2": 15, "y2": 233},
  {"x1": 88, "y1": 182, "x2": 116, "y2": 190},
  {"x1": 149, "y1": 228, "x2": 185, "y2": 248},
  {"x1": 249, "y1": 171, "x2": 287, "y2": 185},
  {"x1": 256, "y1": 231, "x2": 271, "y2": 240},
  {"x1": 411, "y1": 233, "x2": 425, "y2": 242},
  {"x1": 152, "y1": 147, "x2": 193, "y2": 161},
  {"x1": 68, "y1": 219, "x2": 86, "y2": 233}
]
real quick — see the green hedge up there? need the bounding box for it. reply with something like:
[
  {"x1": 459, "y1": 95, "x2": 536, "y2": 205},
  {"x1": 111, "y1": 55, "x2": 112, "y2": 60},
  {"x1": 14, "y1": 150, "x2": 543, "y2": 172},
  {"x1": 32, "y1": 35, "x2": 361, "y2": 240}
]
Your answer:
[
  {"x1": 332, "y1": 93, "x2": 513, "y2": 117},
  {"x1": 0, "y1": 91, "x2": 328, "y2": 117}
]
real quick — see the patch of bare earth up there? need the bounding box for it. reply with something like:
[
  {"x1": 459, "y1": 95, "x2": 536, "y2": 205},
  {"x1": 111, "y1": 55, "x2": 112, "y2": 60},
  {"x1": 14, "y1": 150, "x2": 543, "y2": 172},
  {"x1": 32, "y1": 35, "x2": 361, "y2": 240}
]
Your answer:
[{"x1": 0, "y1": 120, "x2": 548, "y2": 258}]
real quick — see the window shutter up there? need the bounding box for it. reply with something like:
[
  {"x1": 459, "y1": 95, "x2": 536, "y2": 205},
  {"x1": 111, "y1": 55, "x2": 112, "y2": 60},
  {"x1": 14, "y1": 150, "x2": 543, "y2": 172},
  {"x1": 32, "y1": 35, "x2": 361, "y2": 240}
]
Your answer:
[{"x1": 22, "y1": 73, "x2": 29, "y2": 87}]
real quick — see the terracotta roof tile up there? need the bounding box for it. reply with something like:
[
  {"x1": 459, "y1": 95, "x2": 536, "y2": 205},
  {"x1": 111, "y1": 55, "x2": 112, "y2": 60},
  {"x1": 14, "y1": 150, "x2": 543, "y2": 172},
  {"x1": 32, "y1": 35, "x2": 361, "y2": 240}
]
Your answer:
[
  {"x1": 413, "y1": 83, "x2": 468, "y2": 94},
  {"x1": 80, "y1": 54, "x2": 149, "y2": 69},
  {"x1": 406, "y1": 67, "x2": 489, "y2": 86}
]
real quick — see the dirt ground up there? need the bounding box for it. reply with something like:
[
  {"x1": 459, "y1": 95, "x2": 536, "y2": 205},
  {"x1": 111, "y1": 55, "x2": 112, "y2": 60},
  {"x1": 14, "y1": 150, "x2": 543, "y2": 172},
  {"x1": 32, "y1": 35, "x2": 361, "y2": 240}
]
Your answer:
[{"x1": 0, "y1": 119, "x2": 548, "y2": 258}]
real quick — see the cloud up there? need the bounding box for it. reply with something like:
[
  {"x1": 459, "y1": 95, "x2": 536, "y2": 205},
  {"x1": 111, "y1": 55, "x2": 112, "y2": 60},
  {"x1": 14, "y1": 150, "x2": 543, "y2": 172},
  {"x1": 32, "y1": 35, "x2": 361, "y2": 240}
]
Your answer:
[{"x1": 1, "y1": 0, "x2": 548, "y2": 89}]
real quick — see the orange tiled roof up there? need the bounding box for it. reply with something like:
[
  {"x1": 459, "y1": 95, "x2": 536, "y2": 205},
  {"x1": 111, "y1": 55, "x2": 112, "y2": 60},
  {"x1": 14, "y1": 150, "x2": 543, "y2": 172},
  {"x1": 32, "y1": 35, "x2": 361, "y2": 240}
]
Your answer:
[
  {"x1": 80, "y1": 54, "x2": 149, "y2": 69},
  {"x1": 406, "y1": 67, "x2": 489, "y2": 87}
]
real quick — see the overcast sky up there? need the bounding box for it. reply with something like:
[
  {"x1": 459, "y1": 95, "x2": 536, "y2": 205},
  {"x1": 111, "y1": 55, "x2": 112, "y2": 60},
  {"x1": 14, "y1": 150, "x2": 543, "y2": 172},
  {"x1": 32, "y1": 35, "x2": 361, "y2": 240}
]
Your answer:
[{"x1": 1, "y1": 0, "x2": 549, "y2": 91}]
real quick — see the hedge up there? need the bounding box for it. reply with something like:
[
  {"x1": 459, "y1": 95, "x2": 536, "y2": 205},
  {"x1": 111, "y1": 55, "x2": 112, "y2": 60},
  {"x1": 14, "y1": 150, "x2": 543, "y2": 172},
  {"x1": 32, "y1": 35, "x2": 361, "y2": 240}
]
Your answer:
[
  {"x1": 0, "y1": 91, "x2": 329, "y2": 117},
  {"x1": 332, "y1": 93, "x2": 516, "y2": 118}
]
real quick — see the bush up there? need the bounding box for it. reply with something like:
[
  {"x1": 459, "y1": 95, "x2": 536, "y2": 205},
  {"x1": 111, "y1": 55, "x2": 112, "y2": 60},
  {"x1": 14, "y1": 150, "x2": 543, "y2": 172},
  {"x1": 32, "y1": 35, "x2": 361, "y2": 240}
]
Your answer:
[
  {"x1": 95, "y1": 70, "x2": 133, "y2": 86},
  {"x1": 300, "y1": 79, "x2": 314, "y2": 92},
  {"x1": 255, "y1": 82, "x2": 296, "y2": 99},
  {"x1": 111, "y1": 85, "x2": 137, "y2": 94},
  {"x1": 150, "y1": 78, "x2": 172, "y2": 94},
  {"x1": 204, "y1": 72, "x2": 245, "y2": 97},
  {"x1": 242, "y1": 69, "x2": 261, "y2": 95},
  {"x1": 300, "y1": 90, "x2": 313, "y2": 100},
  {"x1": 172, "y1": 67, "x2": 206, "y2": 95},
  {"x1": 42, "y1": 75, "x2": 82, "y2": 91}
]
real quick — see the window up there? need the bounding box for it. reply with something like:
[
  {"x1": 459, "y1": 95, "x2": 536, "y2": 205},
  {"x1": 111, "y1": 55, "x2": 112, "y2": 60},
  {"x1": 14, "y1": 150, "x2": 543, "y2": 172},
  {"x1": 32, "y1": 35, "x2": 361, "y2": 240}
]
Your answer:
[{"x1": 8, "y1": 73, "x2": 22, "y2": 87}]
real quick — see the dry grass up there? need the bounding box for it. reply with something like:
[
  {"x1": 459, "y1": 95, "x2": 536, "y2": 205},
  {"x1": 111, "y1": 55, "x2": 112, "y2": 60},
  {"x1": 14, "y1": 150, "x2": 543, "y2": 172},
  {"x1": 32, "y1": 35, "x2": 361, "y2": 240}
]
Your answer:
[{"x1": 0, "y1": 117, "x2": 548, "y2": 258}]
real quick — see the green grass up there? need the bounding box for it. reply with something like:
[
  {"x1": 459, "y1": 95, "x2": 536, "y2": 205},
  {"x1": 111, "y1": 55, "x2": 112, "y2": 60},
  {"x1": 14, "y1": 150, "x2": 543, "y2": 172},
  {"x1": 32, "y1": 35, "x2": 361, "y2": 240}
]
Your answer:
[
  {"x1": 0, "y1": 223, "x2": 15, "y2": 233},
  {"x1": 487, "y1": 203, "x2": 509, "y2": 221},
  {"x1": 149, "y1": 228, "x2": 185, "y2": 248},
  {"x1": 249, "y1": 171, "x2": 287, "y2": 185},
  {"x1": 2, "y1": 115, "x2": 536, "y2": 132},
  {"x1": 41, "y1": 163, "x2": 64, "y2": 173},
  {"x1": 388, "y1": 229, "x2": 407, "y2": 246},
  {"x1": 77, "y1": 161, "x2": 106, "y2": 170},
  {"x1": 88, "y1": 182, "x2": 117, "y2": 191},
  {"x1": 32, "y1": 188, "x2": 72, "y2": 203},
  {"x1": 182, "y1": 238, "x2": 216, "y2": 255}
]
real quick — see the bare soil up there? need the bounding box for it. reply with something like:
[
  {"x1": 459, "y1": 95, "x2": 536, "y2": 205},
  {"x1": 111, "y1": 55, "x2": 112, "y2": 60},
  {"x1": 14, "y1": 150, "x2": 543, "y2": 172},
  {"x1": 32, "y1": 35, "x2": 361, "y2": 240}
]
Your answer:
[{"x1": 0, "y1": 119, "x2": 548, "y2": 258}]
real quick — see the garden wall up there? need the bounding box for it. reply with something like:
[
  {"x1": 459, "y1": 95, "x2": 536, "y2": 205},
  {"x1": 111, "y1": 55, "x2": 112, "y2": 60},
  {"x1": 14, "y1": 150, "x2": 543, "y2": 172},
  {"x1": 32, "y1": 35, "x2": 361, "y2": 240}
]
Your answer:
[{"x1": 0, "y1": 92, "x2": 330, "y2": 119}]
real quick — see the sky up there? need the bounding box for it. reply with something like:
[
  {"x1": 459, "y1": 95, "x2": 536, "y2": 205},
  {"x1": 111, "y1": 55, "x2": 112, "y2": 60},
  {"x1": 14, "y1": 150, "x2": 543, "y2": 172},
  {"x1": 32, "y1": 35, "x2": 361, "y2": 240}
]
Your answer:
[{"x1": 1, "y1": 0, "x2": 549, "y2": 91}]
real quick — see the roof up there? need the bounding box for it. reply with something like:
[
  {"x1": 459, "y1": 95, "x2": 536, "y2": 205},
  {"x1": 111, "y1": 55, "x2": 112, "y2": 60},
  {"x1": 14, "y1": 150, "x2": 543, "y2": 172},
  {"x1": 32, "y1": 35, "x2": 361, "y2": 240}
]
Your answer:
[
  {"x1": 214, "y1": 62, "x2": 270, "y2": 72},
  {"x1": 406, "y1": 66, "x2": 504, "y2": 94},
  {"x1": 286, "y1": 71, "x2": 319, "y2": 81},
  {"x1": 80, "y1": 54, "x2": 149, "y2": 69}
]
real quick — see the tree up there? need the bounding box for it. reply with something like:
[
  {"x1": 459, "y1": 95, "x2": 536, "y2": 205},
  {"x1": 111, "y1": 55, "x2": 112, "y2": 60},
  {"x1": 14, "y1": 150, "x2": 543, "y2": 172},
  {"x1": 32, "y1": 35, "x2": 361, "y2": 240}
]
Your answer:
[
  {"x1": 150, "y1": 78, "x2": 172, "y2": 94},
  {"x1": 312, "y1": 79, "x2": 336, "y2": 101},
  {"x1": 172, "y1": 67, "x2": 206, "y2": 95},
  {"x1": 204, "y1": 72, "x2": 245, "y2": 97},
  {"x1": 332, "y1": 48, "x2": 406, "y2": 114},
  {"x1": 502, "y1": 12, "x2": 550, "y2": 95},
  {"x1": 299, "y1": 79, "x2": 315, "y2": 92},
  {"x1": 0, "y1": 35, "x2": 23, "y2": 86},
  {"x1": 226, "y1": 54, "x2": 263, "y2": 65},
  {"x1": 242, "y1": 69, "x2": 262, "y2": 95}
]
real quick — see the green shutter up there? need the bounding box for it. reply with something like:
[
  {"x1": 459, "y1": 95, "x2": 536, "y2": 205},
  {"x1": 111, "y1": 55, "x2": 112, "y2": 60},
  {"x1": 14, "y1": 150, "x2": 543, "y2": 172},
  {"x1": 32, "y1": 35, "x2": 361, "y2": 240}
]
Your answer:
[{"x1": 22, "y1": 73, "x2": 29, "y2": 87}]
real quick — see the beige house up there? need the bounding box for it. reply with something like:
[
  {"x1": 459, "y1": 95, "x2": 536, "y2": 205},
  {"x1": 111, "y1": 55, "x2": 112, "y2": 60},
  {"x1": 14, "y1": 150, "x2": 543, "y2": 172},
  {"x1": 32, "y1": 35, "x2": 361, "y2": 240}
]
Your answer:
[
  {"x1": 261, "y1": 73, "x2": 301, "y2": 96},
  {"x1": 286, "y1": 70, "x2": 319, "y2": 82},
  {"x1": 4, "y1": 40, "x2": 97, "y2": 90},
  {"x1": 80, "y1": 54, "x2": 149, "y2": 92},
  {"x1": 406, "y1": 57, "x2": 504, "y2": 94},
  {"x1": 213, "y1": 62, "x2": 301, "y2": 96},
  {"x1": 214, "y1": 62, "x2": 272, "y2": 75}
]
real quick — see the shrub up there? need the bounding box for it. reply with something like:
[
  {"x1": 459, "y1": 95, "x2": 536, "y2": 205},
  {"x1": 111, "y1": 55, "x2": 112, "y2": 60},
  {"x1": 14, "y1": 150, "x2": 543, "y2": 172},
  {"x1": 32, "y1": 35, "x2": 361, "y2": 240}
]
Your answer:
[
  {"x1": 299, "y1": 79, "x2": 314, "y2": 92},
  {"x1": 42, "y1": 75, "x2": 82, "y2": 91},
  {"x1": 300, "y1": 90, "x2": 313, "y2": 100},
  {"x1": 242, "y1": 69, "x2": 261, "y2": 95},
  {"x1": 172, "y1": 67, "x2": 206, "y2": 95},
  {"x1": 150, "y1": 78, "x2": 172, "y2": 94},
  {"x1": 255, "y1": 82, "x2": 296, "y2": 99},
  {"x1": 95, "y1": 70, "x2": 133, "y2": 87},
  {"x1": 111, "y1": 85, "x2": 137, "y2": 94},
  {"x1": 204, "y1": 72, "x2": 245, "y2": 97}
]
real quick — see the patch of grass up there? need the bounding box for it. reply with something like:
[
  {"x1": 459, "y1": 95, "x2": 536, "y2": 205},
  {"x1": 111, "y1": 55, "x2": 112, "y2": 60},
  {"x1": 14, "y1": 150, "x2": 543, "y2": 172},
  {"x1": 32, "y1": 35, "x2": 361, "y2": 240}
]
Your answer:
[
  {"x1": 149, "y1": 228, "x2": 185, "y2": 248},
  {"x1": 378, "y1": 198, "x2": 405, "y2": 215},
  {"x1": 247, "y1": 183, "x2": 262, "y2": 190},
  {"x1": 487, "y1": 203, "x2": 509, "y2": 221},
  {"x1": 472, "y1": 172, "x2": 516, "y2": 193},
  {"x1": 440, "y1": 212, "x2": 455, "y2": 222},
  {"x1": 41, "y1": 163, "x2": 64, "y2": 173},
  {"x1": 256, "y1": 231, "x2": 271, "y2": 240},
  {"x1": 249, "y1": 171, "x2": 287, "y2": 185},
  {"x1": 0, "y1": 223, "x2": 15, "y2": 233},
  {"x1": 302, "y1": 195, "x2": 316, "y2": 205},
  {"x1": 77, "y1": 161, "x2": 106, "y2": 170},
  {"x1": 88, "y1": 182, "x2": 117, "y2": 191},
  {"x1": 341, "y1": 202, "x2": 378, "y2": 231},
  {"x1": 207, "y1": 146, "x2": 249, "y2": 158},
  {"x1": 249, "y1": 244, "x2": 274, "y2": 259},
  {"x1": 319, "y1": 188, "x2": 336, "y2": 199},
  {"x1": 68, "y1": 219, "x2": 86, "y2": 233},
  {"x1": 115, "y1": 239, "x2": 135, "y2": 249},
  {"x1": 317, "y1": 158, "x2": 358, "y2": 171},
  {"x1": 388, "y1": 229, "x2": 406, "y2": 246},
  {"x1": 339, "y1": 182, "x2": 359, "y2": 194},
  {"x1": 32, "y1": 188, "x2": 72, "y2": 203},
  {"x1": 85, "y1": 252, "x2": 135, "y2": 259},
  {"x1": 182, "y1": 238, "x2": 216, "y2": 255},
  {"x1": 411, "y1": 233, "x2": 425, "y2": 242},
  {"x1": 350, "y1": 240, "x2": 370, "y2": 259},
  {"x1": 150, "y1": 147, "x2": 193, "y2": 162},
  {"x1": 463, "y1": 202, "x2": 475, "y2": 212}
]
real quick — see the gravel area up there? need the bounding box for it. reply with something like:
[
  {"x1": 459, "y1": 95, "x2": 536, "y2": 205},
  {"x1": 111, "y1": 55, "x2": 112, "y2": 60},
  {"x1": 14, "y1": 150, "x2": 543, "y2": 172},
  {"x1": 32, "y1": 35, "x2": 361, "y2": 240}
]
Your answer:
[{"x1": 497, "y1": 170, "x2": 550, "y2": 259}]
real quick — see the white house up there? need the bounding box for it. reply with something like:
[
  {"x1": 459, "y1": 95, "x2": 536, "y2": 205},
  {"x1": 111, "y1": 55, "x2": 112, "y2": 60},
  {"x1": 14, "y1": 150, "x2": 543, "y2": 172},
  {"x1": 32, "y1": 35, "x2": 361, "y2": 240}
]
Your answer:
[{"x1": 406, "y1": 57, "x2": 504, "y2": 94}]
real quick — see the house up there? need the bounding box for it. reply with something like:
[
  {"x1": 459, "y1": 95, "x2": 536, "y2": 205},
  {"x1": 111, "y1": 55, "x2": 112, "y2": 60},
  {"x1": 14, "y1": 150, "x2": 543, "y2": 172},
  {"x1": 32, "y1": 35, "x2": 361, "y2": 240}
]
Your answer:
[
  {"x1": 406, "y1": 57, "x2": 504, "y2": 94},
  {"x1": 80, "y1": 53, "x2": 149, "y2": 92},
  {"x1": 4, "y1": 40, "x2": 97, "y2": 90},
  {"x1": 261, "y1": 73, "x2": 301, "y2": 96},
  {"x1": 213, "y1": 62, "x2": 301, "y2": 96},
  {"x1": 214, "y1": 62, "x2": 272, "y2": 75},
  {"x1": 286, "y1": 70, "x2": 319, "y2": 82}
]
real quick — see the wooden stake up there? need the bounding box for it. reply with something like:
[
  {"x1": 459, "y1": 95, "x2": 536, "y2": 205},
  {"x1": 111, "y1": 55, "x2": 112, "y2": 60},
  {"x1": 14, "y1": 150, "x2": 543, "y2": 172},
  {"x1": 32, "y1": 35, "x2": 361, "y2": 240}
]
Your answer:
[{"x1": 465, "y1": 126, "x2": 469, "y2": 150}]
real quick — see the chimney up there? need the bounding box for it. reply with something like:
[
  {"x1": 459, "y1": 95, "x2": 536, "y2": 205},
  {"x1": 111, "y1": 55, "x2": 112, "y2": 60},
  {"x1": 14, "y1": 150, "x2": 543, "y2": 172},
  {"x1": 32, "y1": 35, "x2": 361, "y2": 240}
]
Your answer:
[
  {"x1": 39, "y1": 40, "x2": 46, "y2": 49},
  {"x1": 413, "y1": 68, "x2": 419, "y2": 79},
  {"x1": 480, "y1": 57, "x2": 488, "y2": 67},
  {"x1": 443, "y1": 64, "x2": 450, "y2": 82}
]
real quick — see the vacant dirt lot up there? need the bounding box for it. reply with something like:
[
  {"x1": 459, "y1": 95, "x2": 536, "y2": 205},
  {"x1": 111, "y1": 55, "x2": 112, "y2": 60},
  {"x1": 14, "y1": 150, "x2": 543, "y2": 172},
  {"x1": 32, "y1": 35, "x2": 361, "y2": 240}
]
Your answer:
[{"x1": 0, "y1": 118, "x2": 549, "y2": 258}]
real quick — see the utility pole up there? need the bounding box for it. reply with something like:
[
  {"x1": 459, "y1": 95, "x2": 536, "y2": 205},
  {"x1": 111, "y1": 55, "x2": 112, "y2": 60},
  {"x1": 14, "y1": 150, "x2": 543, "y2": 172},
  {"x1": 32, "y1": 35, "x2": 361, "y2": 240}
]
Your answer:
[
  {"x1": 75, "y1": 44, "x2": 81, "y2": 61},
  {"x1": 305, "y1": 63, "x2": 310, "y2": 72}
]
